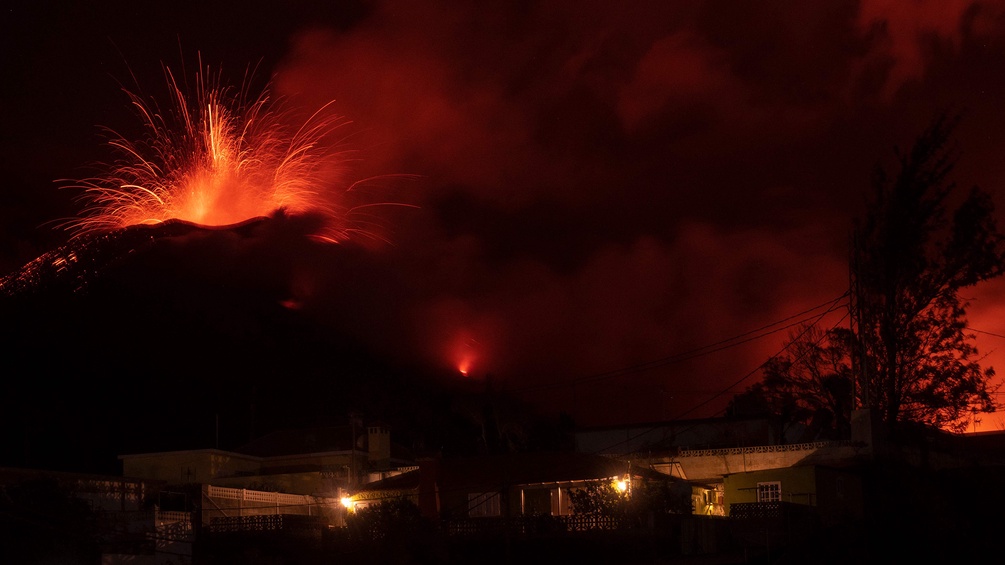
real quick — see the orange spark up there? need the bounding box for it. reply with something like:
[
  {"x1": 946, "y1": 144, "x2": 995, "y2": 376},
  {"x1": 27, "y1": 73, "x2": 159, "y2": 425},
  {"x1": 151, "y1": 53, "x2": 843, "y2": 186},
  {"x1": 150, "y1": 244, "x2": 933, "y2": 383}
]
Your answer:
[{"x1": 59, "y1": 60, "x2": 406, "y2": 243}]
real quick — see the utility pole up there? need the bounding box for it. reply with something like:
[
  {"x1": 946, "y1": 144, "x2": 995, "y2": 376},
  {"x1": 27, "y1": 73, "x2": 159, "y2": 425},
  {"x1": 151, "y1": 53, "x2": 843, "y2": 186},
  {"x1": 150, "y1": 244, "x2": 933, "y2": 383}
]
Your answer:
[
  {"x1": 349, "y1": 411, "x2": 362, "y2": 487},
  {"x1": 849, "y1": 227, "x2": 870, "y2": 410}
]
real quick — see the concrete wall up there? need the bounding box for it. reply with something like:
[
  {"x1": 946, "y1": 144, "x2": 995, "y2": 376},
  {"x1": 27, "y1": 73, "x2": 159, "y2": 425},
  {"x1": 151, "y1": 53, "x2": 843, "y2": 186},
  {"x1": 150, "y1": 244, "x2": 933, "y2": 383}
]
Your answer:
[
  {"x1": 120, "y1": 450, "x2": 261, "y2": 483},
  {"x1": 665, "y1": 442, "x2": 866, "y2": 482},
  {"x1": 200, "y1": 485, "x2": 339, "y2": 522},
  {"x1": 210, "y1": 471, "x2": 335, "y2": 496}
]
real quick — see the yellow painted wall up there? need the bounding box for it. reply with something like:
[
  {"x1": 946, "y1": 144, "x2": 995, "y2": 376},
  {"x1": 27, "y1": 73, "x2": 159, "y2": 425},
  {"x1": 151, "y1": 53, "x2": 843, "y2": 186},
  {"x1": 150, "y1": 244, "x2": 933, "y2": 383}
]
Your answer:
[
  {"x1": 723, "y1": 465, "x2": 863, "y2": 525},
  {"x1": 724, "y1": 466, "x2": 818, "y2": 510}
]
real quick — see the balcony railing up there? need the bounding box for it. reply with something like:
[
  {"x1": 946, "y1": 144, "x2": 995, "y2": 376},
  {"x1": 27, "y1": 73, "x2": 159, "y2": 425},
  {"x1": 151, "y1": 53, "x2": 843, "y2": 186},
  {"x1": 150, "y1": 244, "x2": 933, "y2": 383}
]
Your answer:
[
  {"x1": 678, "y1": 440, "x2": 852, "y2": 458},
  {"x1": 729, "y1": 501, "x2": 817, "y2": 520}
]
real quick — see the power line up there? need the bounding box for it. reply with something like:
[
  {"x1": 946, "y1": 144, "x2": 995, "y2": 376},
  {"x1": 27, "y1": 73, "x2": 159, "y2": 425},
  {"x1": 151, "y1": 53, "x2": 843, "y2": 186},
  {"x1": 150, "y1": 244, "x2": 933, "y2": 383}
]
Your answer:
[
  {"x1": 316, "y1": 294, "x2": 855, "y2": 513},
  {"x1": 581, "y1": 297, "x2": 850, "y2": 457},
  {"x1": 515, "y1": 292, "x2": 850, "y2": 395},
  {"x1": 970, "y1": 327, "x2": 1005, "y2": 340}
]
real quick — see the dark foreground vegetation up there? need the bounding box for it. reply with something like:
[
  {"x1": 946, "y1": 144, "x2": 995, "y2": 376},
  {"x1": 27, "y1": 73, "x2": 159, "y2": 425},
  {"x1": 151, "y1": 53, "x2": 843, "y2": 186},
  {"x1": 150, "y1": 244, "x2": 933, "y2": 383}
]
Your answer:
[{"x1": 4, "y1": 462, "x2": 1003, "y2": 564}]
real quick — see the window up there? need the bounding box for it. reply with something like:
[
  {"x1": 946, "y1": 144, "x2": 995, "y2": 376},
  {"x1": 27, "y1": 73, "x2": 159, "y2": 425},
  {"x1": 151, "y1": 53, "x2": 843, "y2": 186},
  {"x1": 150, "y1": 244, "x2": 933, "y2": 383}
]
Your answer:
[
  {"x1": 756, "y1": 481, "x2": 781, "y2": 503},
  {"x1": 468, "y1": 492, "x2": 501, "y2": 517}
]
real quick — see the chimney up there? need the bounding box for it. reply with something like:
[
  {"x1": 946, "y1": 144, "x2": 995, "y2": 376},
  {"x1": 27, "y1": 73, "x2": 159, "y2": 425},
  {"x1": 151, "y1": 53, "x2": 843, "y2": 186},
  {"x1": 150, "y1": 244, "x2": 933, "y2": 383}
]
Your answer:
[{"x1": 367, "y1": 424, "x2": 391, "y2": 469}]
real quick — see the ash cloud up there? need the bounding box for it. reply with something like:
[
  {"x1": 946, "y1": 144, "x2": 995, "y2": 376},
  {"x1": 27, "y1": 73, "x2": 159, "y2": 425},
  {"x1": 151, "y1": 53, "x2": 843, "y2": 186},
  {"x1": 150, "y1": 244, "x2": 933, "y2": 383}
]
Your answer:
[
  {"x1": 7, "y1": 0, "x2": 1005, "y2": 428},
  {"x1": 253, "y1": 0, "x2": 1005, "y2": 424}
]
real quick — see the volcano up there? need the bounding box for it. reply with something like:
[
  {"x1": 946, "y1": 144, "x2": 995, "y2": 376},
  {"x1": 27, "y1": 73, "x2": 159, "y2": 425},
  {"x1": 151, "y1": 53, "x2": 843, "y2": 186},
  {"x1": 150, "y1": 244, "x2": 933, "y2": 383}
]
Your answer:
[{"x1": 0, "y1": 213, "x2": 459, "y2": 474}]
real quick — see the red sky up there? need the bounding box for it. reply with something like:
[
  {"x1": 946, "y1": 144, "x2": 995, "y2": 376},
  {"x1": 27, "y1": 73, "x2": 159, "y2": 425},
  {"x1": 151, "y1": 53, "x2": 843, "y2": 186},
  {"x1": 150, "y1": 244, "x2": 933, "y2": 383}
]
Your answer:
[{"x1": 4, "y1": 1, "x2": 1005, "y2": 431}]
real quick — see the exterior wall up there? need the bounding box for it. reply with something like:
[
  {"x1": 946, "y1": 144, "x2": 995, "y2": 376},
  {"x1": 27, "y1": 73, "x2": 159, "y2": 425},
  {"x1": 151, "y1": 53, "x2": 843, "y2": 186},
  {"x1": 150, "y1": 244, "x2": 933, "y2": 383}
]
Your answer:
[
  {"x1": 120, "y1": 450, "x2": 261, "y2": 483},
  {"x1": 666, "y1": 441, "x2": 864, "y2": 482},
  {"x1": 368, "y1": 426, "x2": 391, "y2": 468},
  {"x1": 722, "y1": 465, "x2": 863, "y2": 525},
  {"x1": 209, "y1": 471, "x2": 337, "y2": 496},
  {"x1": 258, "y1": 451, "x2": 369, "y2": 486},
  {"x1": 122, "y1": 449, "x2": 369, "y2": 494},
  {"x1": 691, "y1": 484, "x2": 725, "y2": 516},
  {"x1": 808, "y1": 466, "x2": 864, "y2": 524},
  {"x1": 437, "y1": 486, "x2": 498, "y2": 519},
  {"x1": 118, "y1": 427, "x2": 410, "y2": 509},
  {"x1": 724, "y1": 466, "x2": 818, "y2": 513},
  {"x1": 257, "y1": 451, "x2": 359, "y2": 472},
  {"x1": 200, "y1": 485, "x2": 341, "y2": 523}
]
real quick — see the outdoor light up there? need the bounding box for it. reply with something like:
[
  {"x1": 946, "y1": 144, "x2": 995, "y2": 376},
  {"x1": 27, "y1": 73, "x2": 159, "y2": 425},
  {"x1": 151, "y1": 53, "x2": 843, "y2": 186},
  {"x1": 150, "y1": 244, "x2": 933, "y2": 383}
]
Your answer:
[
  {"x1": 615, "y1": 477, "x2": 628, "y2": 493},
  {"x1": 340, "y1": 496, "x2": 354, "y2": 510}
]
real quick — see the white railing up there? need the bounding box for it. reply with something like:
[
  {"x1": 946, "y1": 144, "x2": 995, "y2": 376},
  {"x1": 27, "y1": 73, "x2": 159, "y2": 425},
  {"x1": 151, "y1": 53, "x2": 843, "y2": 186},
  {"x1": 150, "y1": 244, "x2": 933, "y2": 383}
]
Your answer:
[
  {"x1": 677, "y1": 440, "x2": 852, "y2": 458},
  {"x1": 205, "y1": 485, "x2": 338, "y2": 508},
  {"x1": 155, "y1": 510, "x2": 190, "y2": 524}
]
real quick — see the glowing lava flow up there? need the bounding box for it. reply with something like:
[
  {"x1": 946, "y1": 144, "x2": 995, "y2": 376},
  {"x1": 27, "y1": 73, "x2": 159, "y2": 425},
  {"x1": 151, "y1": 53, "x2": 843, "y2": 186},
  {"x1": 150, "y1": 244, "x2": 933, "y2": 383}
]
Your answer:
[
  {"x1": 452, "y1": 334, "x2": 480, "y2": 378},
  {"x1": 61, "y1": 63, "x2": 380, "y2": 242}
]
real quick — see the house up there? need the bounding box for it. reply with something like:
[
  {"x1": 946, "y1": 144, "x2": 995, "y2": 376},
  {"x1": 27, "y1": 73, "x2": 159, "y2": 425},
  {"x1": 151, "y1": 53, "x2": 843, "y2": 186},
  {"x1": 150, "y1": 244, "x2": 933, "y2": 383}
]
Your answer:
[
  {"x1": 119, "y1": 423, "x2": 416, "y2": 533},
  {"x1": 643, "y1": 408, "x2": 1005, "y2": 529},
  {"x1": 567, "y1": 410, "x2": 891, "y2": 525},
  {"x1": 120, "y1": 423, "x2": 414, "y2": 496},
  {"x1": 344, "y1": 451, "x2": 702, "y2": 524}
]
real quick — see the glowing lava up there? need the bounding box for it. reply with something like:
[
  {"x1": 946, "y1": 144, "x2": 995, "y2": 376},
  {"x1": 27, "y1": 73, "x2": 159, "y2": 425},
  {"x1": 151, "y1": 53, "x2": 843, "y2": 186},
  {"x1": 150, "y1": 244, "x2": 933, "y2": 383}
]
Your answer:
[
  {"x1": 61, "y1": 62, "x2": 375, "y2": 242},
  {"x1": 452, "y1": 333, "x2": 479, "y2": 378}
]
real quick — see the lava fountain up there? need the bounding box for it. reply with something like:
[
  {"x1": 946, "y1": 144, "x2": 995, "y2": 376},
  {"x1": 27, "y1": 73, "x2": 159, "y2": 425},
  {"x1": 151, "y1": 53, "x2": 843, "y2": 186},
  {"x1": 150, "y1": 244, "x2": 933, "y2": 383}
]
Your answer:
[{"x1": 61, "y1": 61, "x2": 394, "y2": 243}]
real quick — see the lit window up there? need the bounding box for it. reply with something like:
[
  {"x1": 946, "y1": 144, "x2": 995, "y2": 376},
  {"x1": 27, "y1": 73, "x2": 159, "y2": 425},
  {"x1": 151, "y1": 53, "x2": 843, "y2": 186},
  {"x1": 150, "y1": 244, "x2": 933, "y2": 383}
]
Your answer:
[
  {"x1": 756, "y1": 481, "x2": 781, "y2": 503},
  {"x1": 468, "y1": 492, "x2": 501, "y2": 517}
]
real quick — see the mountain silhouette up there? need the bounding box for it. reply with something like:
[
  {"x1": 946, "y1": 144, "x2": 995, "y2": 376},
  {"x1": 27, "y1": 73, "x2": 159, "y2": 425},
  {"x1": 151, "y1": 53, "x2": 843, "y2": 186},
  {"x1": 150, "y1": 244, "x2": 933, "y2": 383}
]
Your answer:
[{"x1": 0, "y1": 213, "x2": 468, "y2": 474}]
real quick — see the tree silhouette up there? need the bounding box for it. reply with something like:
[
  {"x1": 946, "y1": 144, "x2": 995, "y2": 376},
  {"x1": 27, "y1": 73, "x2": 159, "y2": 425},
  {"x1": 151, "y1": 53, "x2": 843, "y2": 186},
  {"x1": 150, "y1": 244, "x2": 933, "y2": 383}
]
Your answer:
[
  {"x1": 730, "y1": 325, "x2": 854, "y2": 441},
  {"x1": 736, "y1": 114, "x2": 1004, "y2": 438},
  {"x1": 852, "y1": 113, "x2": 1004, "y2": 434}
]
